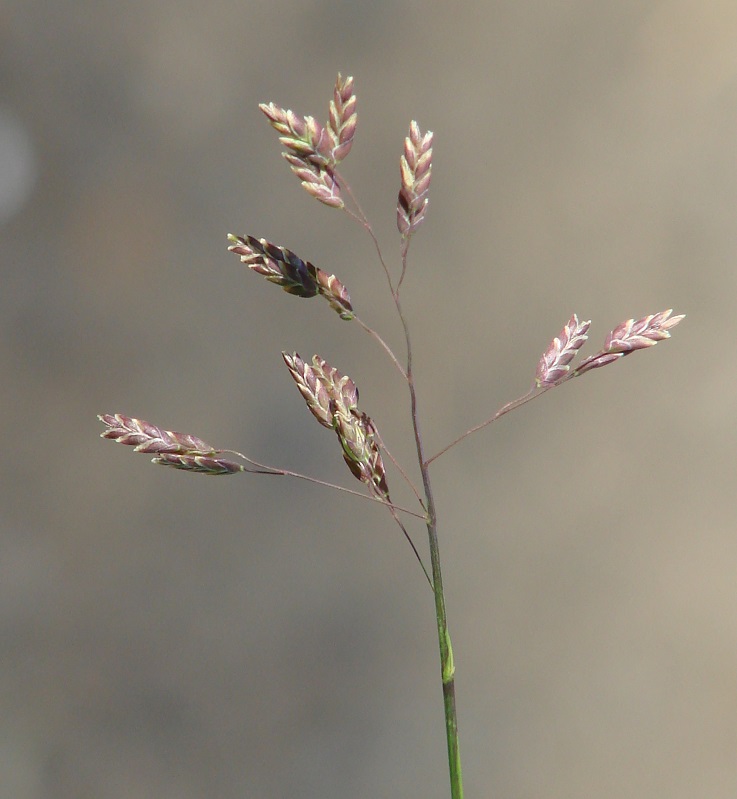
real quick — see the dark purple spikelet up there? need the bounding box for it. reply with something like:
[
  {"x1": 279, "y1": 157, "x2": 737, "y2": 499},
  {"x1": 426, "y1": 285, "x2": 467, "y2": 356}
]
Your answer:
[
  {"x1": 227, "y1": 235, "x2": 319, "y2": 297},
  {"x1": 228, "y1": 234, "x2": 353, "y2": 319},
  {"x1": 535, "y1": 314, "x2": 591, "y2": 387}
]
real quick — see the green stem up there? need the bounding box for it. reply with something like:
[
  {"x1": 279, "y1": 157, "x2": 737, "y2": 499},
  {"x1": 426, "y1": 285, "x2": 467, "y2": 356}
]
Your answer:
[
  {"x1": 426, "y1": 495, "x2": 463, "y2": 799},
  {"x1": 345, "y1": 189, "x2": 463, "y2": 796},
  {"x1": 395, "y1": 292, "x2": 464, "y2": 799},
  {"x1": 420, "y1": 435, "x2": 464, "y2": 799}
]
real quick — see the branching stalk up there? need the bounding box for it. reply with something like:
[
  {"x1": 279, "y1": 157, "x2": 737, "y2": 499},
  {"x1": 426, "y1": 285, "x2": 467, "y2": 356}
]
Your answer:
[
  {"x1": 425, "y1": 386, "x2": 547, "y2": 465},
  {"x1": 393, "y1": 258, "x2": 464, "y2": 798},
  {"x1": 347, "y1": 185, "x2": 465, "y2": 795}
]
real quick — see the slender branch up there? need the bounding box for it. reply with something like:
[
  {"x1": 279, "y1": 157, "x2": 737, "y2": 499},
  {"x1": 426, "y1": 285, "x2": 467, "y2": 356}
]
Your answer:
[
  {"x1": 223, "y1": 450, "x2": 427, "y2": 520},
  {"x1": 374, "y1": 431, "x2": 426, "y2": 511},
  {"x1": 353, "y1": 313, "x2": 407, "y2": 379},
  {"x1": 386, "y1": 503, "x2": 433, "y2": 589},
  {"x1": 397, "y1": 246, "x2": 410, "y2": 292},
  {"x1": 336, "y1": 168, "x2": 397, "y2": 296},
  {"x1": 336, "y1": 198, "x2": 365, "y2": 227},
  {"x1": 425, "y1": 385, "x2": 553, "y2": 466}
]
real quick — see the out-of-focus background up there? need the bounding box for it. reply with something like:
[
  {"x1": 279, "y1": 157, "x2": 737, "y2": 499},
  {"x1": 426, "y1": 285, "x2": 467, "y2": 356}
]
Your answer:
[{"x1": 1, "y1": 2, "x2": 733, "y2": 797}]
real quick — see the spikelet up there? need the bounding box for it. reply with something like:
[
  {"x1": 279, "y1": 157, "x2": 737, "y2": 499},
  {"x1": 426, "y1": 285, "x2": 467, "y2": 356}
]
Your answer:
[
  {"x1": 574, "y1": 310, "x2": 685, "y2": 377},
  {"x1": 397, "y1": 121, "x2": 433, "y2": 238},
  {"x1": 259, "y1": 103, "x2": 332, "y2": 168},
  {"x1": 98, "y1": 414, "x2": 218, "y2": 454},
  {"x1": 283, "y1": 154, "x2": 344, "y2": 209},
  {"x1": 535, "y1": 315, "x2": 591, "y2": 387},
  {"x1": 281, "y1": 353, "x2": 358, "y2": 428},
  {"x1": 325, "y1": 73, "x2": 357, "y2": 164},
  {"x1": 98, "y1": 414, "x2": 245, "y2": 476},
  {"x1": 259, "y1": 74, "x2": 357, "y2": 208},
  {"x1": 282, "y1": 353, "x2": 389, "y2": 500},
  {"x1": 228, "y1": 235, "x2": 353, "y2": 319},
  {"x1": 151, "y1": 453, "x2": 246, "y2": 475}
]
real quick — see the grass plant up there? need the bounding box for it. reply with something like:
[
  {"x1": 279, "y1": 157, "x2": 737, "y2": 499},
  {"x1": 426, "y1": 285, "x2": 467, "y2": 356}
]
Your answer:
[{"x1": 99, "y1": 74, "x2": 683, "y2": 798}]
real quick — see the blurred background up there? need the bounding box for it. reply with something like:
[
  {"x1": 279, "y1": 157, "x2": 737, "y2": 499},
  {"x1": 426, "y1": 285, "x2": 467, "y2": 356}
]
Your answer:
[{"x1": 1, "y1": 1, "x2": 734, "y2": 797}]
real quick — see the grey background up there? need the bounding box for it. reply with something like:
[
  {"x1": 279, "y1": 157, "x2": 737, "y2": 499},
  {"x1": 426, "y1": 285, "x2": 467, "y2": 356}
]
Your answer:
[{"x1": 1, "y1": 2, "x2": 732, "y2": 797}]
